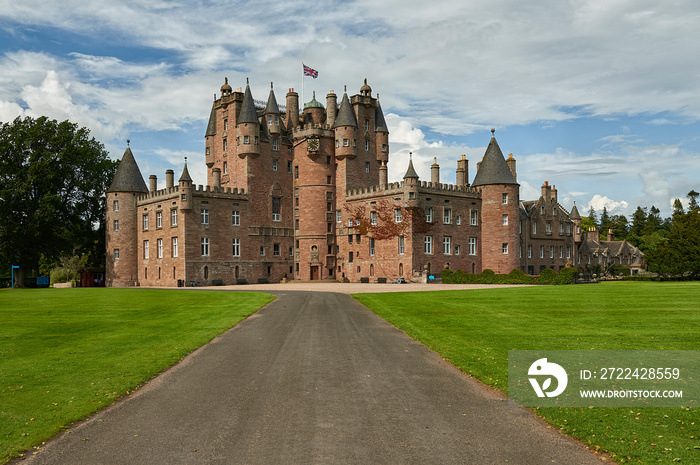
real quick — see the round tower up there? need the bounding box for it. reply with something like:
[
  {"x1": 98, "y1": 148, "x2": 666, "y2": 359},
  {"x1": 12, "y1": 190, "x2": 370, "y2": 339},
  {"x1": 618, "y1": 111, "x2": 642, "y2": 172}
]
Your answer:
[
  {"x1": 236, "y1": 79, "x2": 260, "y2": 158},
  {"x1": 471, "y1": 130, "x2": 520, "y2": 274},
  {"x1": 286, "y1": 88, "x2": 299, "y2": 130},
  {"x1": 326, "y1": 90, "x2": 337, "y2": 127},
  {"x1": 106, "y1": 141, "x2": 149, "y2": 287},
  {"x1": 374, "y1": 98, "x2": 389, "y2": 164},
  {"x1": 332, "y1": 88, "x2": 357, "y2": 159},
  {"x1": 303, "y1": 92, "x2": 325, "y2": 126}
]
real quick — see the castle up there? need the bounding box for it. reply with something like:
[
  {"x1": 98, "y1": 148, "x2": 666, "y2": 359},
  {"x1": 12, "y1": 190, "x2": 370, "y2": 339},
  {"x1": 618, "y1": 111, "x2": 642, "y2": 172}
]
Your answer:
[{"x1": 105, "y1": 78, "x2": 644, "y2": 287}]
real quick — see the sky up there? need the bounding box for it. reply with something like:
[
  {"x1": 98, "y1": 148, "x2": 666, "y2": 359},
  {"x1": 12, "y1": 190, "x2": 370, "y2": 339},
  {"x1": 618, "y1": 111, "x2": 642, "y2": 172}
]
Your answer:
[{"x1": 1, "y1": 0, "x2": 699, "y2": 219}]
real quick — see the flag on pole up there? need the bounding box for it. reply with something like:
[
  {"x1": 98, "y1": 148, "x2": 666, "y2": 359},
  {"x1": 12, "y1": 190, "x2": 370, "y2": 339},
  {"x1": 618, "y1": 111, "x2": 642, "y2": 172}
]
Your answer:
[{"x1": 303, "y1": 64, "x2": 318, "y2": 79}]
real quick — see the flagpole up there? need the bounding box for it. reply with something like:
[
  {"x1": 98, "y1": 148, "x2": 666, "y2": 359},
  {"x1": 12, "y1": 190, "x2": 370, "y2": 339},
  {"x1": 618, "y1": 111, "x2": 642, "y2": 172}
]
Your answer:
[{"x1": 301, "y1": 62, "x2": 304, "y2": 109}]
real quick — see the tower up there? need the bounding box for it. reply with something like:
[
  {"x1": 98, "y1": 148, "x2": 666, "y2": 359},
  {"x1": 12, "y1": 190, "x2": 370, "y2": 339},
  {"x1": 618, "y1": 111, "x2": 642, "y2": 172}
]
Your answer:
[
  {"x1": 472, "y1": 130, "x2": 520, "y2": 274},
  {"x1": 105, "y1": 142, "x2": 149, "y2": 287}
]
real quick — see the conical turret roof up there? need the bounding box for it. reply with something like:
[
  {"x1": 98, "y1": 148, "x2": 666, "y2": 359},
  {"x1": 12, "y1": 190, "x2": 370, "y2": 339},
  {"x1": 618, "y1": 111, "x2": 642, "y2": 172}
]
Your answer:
[
  {"x1": 179, "y1": 160, "x2": 193, "y2": 183},
  {"x1": 264, "y1": 83, "x2": 280, "y2": 114},
  {"x1": 403, "y1": 156, "x2": 419, "y2": 179},
  {"x1": 107, "y1": 145, "x2": 148, "y2": 193},
  {"x1": 375, "y1": 99, "x2": 388, "y2": 133},
  {"x1": 471, "y1": 132, "x2": 518, "y2": 186},
  {"x1": 332, "y1": 91, "x2": 357, "y2": 128},
  {"x1": 570, "y1": 203, "x2": 581, "y2": 220},
  {"x1": 237, "y1": 81, "x2": 259, "y2": 124},
  {"x1": 205, "y1": 102, "x2": 217, "y2": 137}
]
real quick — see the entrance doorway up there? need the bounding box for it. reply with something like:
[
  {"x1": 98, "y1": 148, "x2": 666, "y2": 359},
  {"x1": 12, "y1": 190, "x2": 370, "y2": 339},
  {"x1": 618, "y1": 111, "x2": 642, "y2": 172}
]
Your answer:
[{"x1": 310, "y1": 265, "x2": 320, "y2": 280}]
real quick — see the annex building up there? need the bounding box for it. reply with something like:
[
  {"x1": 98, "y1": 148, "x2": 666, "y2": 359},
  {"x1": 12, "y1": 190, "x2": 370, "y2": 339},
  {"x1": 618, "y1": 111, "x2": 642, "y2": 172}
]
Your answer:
[{"x1": 105, "y1": 78, "x2": 644, "y2": 287}]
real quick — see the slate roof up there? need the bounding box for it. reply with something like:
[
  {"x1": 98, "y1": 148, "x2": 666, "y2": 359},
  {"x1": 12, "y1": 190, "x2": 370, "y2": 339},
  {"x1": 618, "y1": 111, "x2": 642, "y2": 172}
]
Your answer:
[
  {"x1": 179, "y1": 160, "x2": 193, "y2": 183},
  {"x1": 570, "y1": 203, "x2": 581, "y2": 219},
  {"x1": 375, "y1": 100, "x2": 388, "y2": 133},
  {"x1": 107, "y1": 146, "x2": 148, "y2": 193},
  {"x1": 205, "y1": 102, "x2": 217, "y2": 137},
  {"x1": 403, "y1": 157, "x2": 419, "y2": 179},
  {"x1": 332, "y1": 92, "x2": 357, "y2": 128},
  {"x1": 471, "y1": 134, "x2": 518, "y2": 186},
  {"x1": 237, "y1": 83, "x2": 259, "y2": 124},
  {"x1": 264, "y1": 85, "x2": 280, "y2": 114}
]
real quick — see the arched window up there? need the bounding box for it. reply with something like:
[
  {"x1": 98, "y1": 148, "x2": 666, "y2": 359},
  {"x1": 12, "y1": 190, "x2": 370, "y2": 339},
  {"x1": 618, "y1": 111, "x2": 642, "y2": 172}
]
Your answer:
[
  {"x1": 399, "y1": 263, "x2": 404, "y2": 277},
  {"x1": 370, "y1": 264, "x2": 374, "y2": 277},
  {"x1": 204, "y1": 266, "x2": 209, "y2": 279}
]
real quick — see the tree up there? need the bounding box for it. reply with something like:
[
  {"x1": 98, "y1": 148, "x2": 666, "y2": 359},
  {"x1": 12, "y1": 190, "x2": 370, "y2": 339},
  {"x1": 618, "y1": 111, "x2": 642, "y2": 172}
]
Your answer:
[
  {"x1": 688, "y1": 190, "x2": 699, "y2": 212},
  {"x1": 599, "y1": 206, "x2": 612, "y2": 234},
  {"x1": 672, "y1": 198, "x2": 685, "y2": 218},
  {"x1": 609, "y1": 214, "x2": 629, "y2": 240},
  {"x1": 630, "y1": 206, "x2": 647, "y2": 237},
  {"x1": 643, "y1": 206, "x2": 663, "y2": 236},
  {"x1": 587, "y1": 206, "x2": 598, "y2": 227},
  {"x1": 0, "y1": 116, "x2": 118, "y2": 283}
]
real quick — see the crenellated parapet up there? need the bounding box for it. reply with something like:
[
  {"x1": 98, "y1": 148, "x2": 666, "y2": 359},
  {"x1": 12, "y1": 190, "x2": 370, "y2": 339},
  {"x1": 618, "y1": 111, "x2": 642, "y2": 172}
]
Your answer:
[
  {"x1": 346, "y1": 180, "x2": 481, "y2": 201},
  {"x1": 292, "y1": 124, "x2": 334, "y2": 139},
  {"x1": 136, "y1": 184, "x2": 248, "y2": 205}
]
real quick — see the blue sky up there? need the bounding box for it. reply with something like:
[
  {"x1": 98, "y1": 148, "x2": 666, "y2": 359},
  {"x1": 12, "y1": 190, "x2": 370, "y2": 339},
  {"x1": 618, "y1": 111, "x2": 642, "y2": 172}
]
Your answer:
[{"x1": 1, "y1": 0, "x2": 699, "y2": 218}]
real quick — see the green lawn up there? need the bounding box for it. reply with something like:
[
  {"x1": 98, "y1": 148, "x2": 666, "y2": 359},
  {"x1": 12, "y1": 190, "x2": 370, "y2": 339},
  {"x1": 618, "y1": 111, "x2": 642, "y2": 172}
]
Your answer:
[
  {"x1": 0, "y1": 288, "x2": 274, "y2": 463},
  {"x1": 354, "y1": 282, "x2": 699, "y2": 464}
]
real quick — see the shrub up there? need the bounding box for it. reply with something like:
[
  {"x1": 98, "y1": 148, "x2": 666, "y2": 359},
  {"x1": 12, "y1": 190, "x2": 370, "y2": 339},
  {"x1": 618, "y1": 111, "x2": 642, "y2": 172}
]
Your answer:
[
  {"x1": 536, "y1": 268, "x2": 557, "y2": 285},
  {"x1": 553, "y1": 267, "x2": 578, "y2": 285}
]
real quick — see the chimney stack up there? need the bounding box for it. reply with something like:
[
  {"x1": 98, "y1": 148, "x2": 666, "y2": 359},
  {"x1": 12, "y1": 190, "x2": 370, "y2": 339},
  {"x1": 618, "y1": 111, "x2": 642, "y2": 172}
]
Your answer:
[
  {"x1": 456, "y1": 154, "x2": 468, "y2": 186},
  {"x1": 212, "y1": 168, "x2": 221, "y2": 188},
  {"x1": 149, "y1": 175, "x2": 157, "y2": 193},
  {"x1": 165, "y1": 169, "x2": 174, "y2": 189},
  {"x1": 379, "y1": 161, "x2": 388, "y2": 189},
  {"x1": 507, "y1": 153, "x2": 517, "y2": 181},
  {"x1": 431, "y1": 157, "x2": 440, "y2": 184}
]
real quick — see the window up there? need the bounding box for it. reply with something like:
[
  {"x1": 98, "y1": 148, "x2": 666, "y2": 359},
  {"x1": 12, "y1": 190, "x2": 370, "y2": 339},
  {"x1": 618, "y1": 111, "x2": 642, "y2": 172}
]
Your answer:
[
  {"x1": 369, "y1": 238, "x2": 375, "y2": 256},
  {"x1": 424, "y1": 236, "x2": 433, "y2": 254},
  {"x1": 370, "y1": 211, "x2": 377, "y2": 225},
  {"x1": 348, "y1": 218, "x2": 353, "y2": 227},
  {"x1": 171, "y1": 209, "x2": 178, "y2": 226},
  {"x1": 254, "y1": 136, "x2": 259, "y2": 145},
  {"x1": 540, "y1": 245, "x2": 544, "y2": 258},
  {"x1": 566, "y1": 224, "x2": 571, "y2": 236},
  {"x1": 144, "y1": 240, "x2": 149, "y2": 259},
  {"x1": 326, "y1": 176, "x2": 331, "y2": 184},
  {"x1": 343, "y1": 138, "x2": 349, "y2": 147},
  {"x1": 533, "y1": 222, "x2": 537, "y2": 235},
  {"x1": 244, "y1": 135, "x2": 250, "y2": 144},
  {"x1": 201, "y1": 238, "x2": 209, "y2": 256},
  {"x1": 456, "y1": 215, "x2": 461, "y2": 225},
  {"x1": 272, "y1": 139, "x2": 278, "y2": 151},
  {"x1": 114, "y1": 248, "x2": 120, "y2": 259},
  {"x1": 365, "y1": 119, "x2": 369, "y2": 131},
  {"x1": 444, "y1": 208, "x2": 452, "y2": 224},
  {"x1": 143, "y1": 214, "x2": 149, "y2": 230},
  {"x1": 272, "y1": 159, "x2": 278, "y2": 171},
  {"x1": 394, "y1": 208, "x2": 402, "y2": 223},
  {"x1": 157, "y1": 238, "x2": 163, "y2": 258},
  {"x1": 201, "y1": 209, "x2": 209, "y2": 225},
  {"x1": 519, "y1": 220, "x2": 522, "y2": 234},
  {"x1": 382, "y1": 144, "x2": 387, "y2": 152},
  {"x1": 113, "y1": 220, "x2": 119, "y2": 231},
  {"x1": 232, "y1": 210, "x2": 240, "y2": 226},
  {"x1": 502, "y1": 214, "x2": 508, "y2": 225},
  {"x1": 398, "y1": 236, "x2": 405, "y2": 255},
  {"x1": 353, "y1": 139, "x2": 356, "y2": 147},
  {"x1": 348, "y1": 251, "x2": 354, "y2": 263},
  {"x1": 348, "y1": 234, "x2": 353, "y2": 243},
  {"x1": 502, "y1": 243, "x2": 509, "y2": 254},
  {"x1": 546, "y1": 221, "x2": 551, "y2": 234},
  {"x1": 272, "y1": 197, "x2": 281, "y2": 222},
  {"x1": 471, "y1": 210, "x2": 478, "y2": 226},
  {"x1": 365, "y1": 141, "x2": 370, "y2": 152},
  {"x1": 469, "y1": 238, "x2": 477, "y2": 255},
  {"x1": 365, "y1": 161, "x2": 370, "y2": 172},
  {"x1": 455, "y1": 245, "x2": 460, "y2": 255},
  {"x1": 559, "y1": 223, "x2": 564, "y2": 235},
  {"x1": 566, "y1": 246, "x2": 571, "y2": 259},
  {"x1": 156, "y1": 211, "x2": 162, "y2": 228},
  {"x1": 559, "y1": 246, "x2": 563, "y2": 259},
  {"x1": 287, "y1": 161, "x2": 292, "y2": 173},
  {"x1": 336, "y1": 210, "x2": 342, "y2": 223},
  {"x1": 356, "y1": 234, "x2": 361, "y2": 243},
  {"x1": 289, "y1": 247, "x2": 293, "y2": 257},
  {"x1": 502, "y1": 193, "x2": 508, "y2": 204},
  {"x1": 113, "y1": 200, "x2": 119, "y2": 211},
  {"x1": 295, "y1": 166, "x2": 299, "y2": 179},
  {"x1": 224, "y1": 119, "x2": 228, "y2": 130},
  {"x1": 223, "y1": 138, "x2": 227, "y2": 152},
  {"x1": 528, "y1": 245, "x2": 532, "y2": 258},
  {"x1": 172, "y1": 237, "x2": 178, "y2": 257},
  {"x1": 550, "y1": 247, "x2": 554, "y2": 259},
  {"x1": 260, "y1": 246, "x2": 265, "y2": 256},
  {"x1": 232, "y1": 238, "x2": 240, "y2": 257},
  {"x1": 443, "y1": 236, "x2": 452, "y2": 255},
  {"x1": 426, "y1": 207, "x2": 433, "y2": 222},
  {"x1": 274, "y1": 243, "x2": 280, "y2": 257}
]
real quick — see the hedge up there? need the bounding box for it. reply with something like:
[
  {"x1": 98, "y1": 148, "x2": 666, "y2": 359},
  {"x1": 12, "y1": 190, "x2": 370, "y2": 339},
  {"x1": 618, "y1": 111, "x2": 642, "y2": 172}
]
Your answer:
[{"x1": 441, "y1": 267, "x2": 577, "y2": 285}]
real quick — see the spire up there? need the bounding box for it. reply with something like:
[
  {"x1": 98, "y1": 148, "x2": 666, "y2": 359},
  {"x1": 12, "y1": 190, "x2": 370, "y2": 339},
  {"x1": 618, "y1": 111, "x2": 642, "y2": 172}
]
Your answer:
[
  {"x1": 237, "y1": 80, "x2": 259, "y2": 124},
  {"x1": 471, "y1": 130, "x2": 518, "y2": 186},
  {"x1": 264, "y1": 82, "x2": 280, "y2": 114},
  {"x1": 179, "y1": 157, "x2": 193, "y2": 183},
  {"x1": 107, "y1": 142, "x2": 148, "y2": 193},
  {"x1": 332, "y1": 91, "x2": 357, "y2": 128},
  {"x1": 375, "y1": 99, "x2": 388, "y2": 133},
  {"x1": 403, "y1": 153, "x2": 419, "y2": 179}
]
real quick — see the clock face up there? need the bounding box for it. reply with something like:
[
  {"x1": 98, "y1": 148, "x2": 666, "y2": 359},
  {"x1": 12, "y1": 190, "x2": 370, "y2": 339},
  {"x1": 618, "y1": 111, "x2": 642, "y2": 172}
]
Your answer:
[{"x1": 308, "y1": 137, "x2": 320, "y2": 152}]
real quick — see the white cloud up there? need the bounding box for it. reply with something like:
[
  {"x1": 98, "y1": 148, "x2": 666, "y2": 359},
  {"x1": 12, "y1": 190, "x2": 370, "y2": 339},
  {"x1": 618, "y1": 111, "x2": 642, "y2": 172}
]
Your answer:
[{"x1": 586, "y1": 194, "x2": 629, "y2": 213}]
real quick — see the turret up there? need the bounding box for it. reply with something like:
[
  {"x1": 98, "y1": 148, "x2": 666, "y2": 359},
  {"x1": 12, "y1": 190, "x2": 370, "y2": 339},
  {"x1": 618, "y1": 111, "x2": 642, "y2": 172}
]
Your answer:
[
  {"x1": 105, "y1": 141, "x2": 148, "y2": 287},
  {"x1": 286, "y1": 88, "x2": 299, "y2": 130},
  {"x1": 303, "y1": 92, "x2": 325, "y2": 126},
  {"x1": 379, "y1": 160, "x2": 388, "y2": 189},
  {"x1": 212, "y1": 167, "x2": 221, "y2": 189},
  {"x1": 403, "y1": 154, "x2": 420, "y2": 205},
  {"x1": 263, "y1": 82, "x2": 281, "y2": 135},
  {"x1": 332, "y1": 88, "x2": 357, "y2": 159},
  {"x1": 326, "y1": 90, "x2": 337, "y2": 127},
  {"x1": 570, "y1": 202, "x2": 582, "y2": 243},
  {"x1": 179, "y1": 158, "x2": 193, "y2": 211},
  {"x1": 236, "y1": 79, "x2": 260, "y2": 158},
  {"x1": 375, "y1": 98, "x2": 389, "y2": 164},
  {"x1": 431, "y1": 157, "x2": 440, "y2": 184}
]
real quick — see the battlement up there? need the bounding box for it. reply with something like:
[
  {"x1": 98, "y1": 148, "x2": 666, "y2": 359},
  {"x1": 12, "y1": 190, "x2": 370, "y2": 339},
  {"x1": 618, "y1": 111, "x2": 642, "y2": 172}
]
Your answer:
[
  {"x1": 346, "y1": 180, "x2": 481, "y2": 201},
  {"x1": 346, "y1": 182, "x2": 405, "y2": 199},
  {"x1": 418, "y1": 181, "x2": 480, "y2": 195},
  {"x1": 136, "y1": 184, "x2": 248, "y2": 204}
]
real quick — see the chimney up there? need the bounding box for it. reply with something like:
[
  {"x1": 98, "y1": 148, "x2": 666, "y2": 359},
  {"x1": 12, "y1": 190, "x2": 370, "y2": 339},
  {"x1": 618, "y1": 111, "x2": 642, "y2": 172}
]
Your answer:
[
  {"x1": 286, "y1": 88, "x2": 299, "y2": 130},
  {"x1": 456, "y1": 154, "x2": 468, "y2": 186},
  {"x1": 431, "y1": 157, "x2": 440, "y2": 184},
  {"x1": 165, "y1": 169, "x2": 174, "y2": 189},
  {"x1": 212, "y1": 167, "x2": 221, "y2": 188},
  {"x1": 149, "y1": 175, "x2": 157, "y2": 193},
  {"x1": 588, "y1": 227, "x2": 600, "y2": 242},
  {"x1": 379, "y1": 161, "x2": 388, "y2": 189},
  {"x1": 607, "y1": 228, "x2": 614, "y2": 242},
  {"x1": 552, "y1": 184, "x2": 558, "y2": 203},
  {"x1": 507, "y1": 153, "x2": 517, "y2": 181},
  {"x1": 542, "y1": 181, "x2": 552, "y2": 201},
  {"x1": 326, "y1": 90, "x2": 337, "y2": 127}
]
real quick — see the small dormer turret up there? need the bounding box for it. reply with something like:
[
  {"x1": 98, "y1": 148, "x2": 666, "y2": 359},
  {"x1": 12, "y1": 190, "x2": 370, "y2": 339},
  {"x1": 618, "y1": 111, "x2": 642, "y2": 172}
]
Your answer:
[
  {"x1": 263, "y1": 82, "x2": 281, "y2": 135},
  {"x1": 179, "y1": 158, "x2": 193, "y2": 210},
  {"x1": 236, "y1": 79, "x2": 260, "y2": 158}
]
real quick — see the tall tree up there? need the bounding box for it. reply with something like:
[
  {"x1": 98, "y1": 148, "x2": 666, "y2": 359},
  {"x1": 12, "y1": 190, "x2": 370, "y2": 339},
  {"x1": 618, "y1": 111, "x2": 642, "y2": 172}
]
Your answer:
[
  {"x1": 688, "y1": 190, "x2": 699, "y2": 212},
  {"x1": 672, "y1": 198, "x2": 685, "y2": 217},
  {"x1": 609, "y1": 214, "x2": 629, "y2": 240},
  {"x1": 630, "y1": 206, "x2": 647, "y2": 237},
  {"x1": 643, "y1": 206, "x2": 663, "y2": 235},
  {"x1": 599, "y1": 206, "x2": 612, "y2": 234},
  {"x1": 0, "y1": 116, "x2": 118, "y2": 281},
  {"x1": 587, "y1": 206, "x2": 598, "y2": 227}
]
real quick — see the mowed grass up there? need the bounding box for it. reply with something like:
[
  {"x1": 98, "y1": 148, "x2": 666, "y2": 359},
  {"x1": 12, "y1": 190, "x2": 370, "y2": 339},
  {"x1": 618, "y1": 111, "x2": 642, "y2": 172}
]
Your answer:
[
  {"x1": 0, "y1": 288, "x2": 274, "y2": 463},
  {"x1": 354, "y1": 282, "x2": 699, "y2": 464}
]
